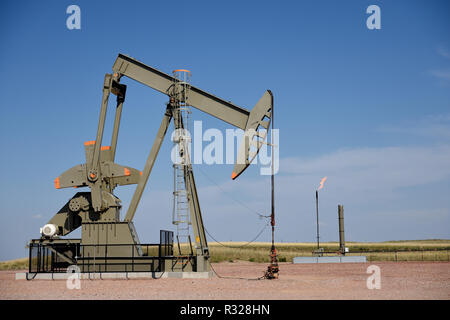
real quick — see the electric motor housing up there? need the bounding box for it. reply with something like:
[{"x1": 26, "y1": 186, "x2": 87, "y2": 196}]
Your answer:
[{"x1": 40, "y1": 224, "x2": 58, "y2": 237}]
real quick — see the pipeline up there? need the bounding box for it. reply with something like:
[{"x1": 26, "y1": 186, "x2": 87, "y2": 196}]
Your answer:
[{"x1": 264, "y1": 93, "x2": 279, "y2": 280}]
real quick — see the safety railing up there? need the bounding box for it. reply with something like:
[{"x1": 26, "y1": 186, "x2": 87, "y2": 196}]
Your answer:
[
  {"x1": 28, "y1": 230, "x2": 181, "y2": 274},
  {"x1": 29, "y1": 242, "x2": 179, "y2": 273}
]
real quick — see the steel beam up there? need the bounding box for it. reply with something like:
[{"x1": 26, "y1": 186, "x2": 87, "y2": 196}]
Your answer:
[
  {"x1": 124, "y1": 107, "x2": 173, "y2": 222},
  {"x1": 113, "y1": 54, "x2": 250, "y2": 129}
]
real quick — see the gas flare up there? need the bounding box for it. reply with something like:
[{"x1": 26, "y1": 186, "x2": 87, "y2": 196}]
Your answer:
[{"x1": 317, "y1": 176, "x2": 327, "y2": 191}]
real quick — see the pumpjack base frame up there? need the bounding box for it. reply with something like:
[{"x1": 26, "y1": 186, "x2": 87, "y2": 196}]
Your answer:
[
  {"x1": 16, "y1": 271, "x2": 215, "y2": 280},
  {"x1": 27, "y1": 229, "x2": 209, "y2": 275}
]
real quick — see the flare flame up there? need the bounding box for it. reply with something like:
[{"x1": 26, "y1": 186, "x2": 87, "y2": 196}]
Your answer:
[{"x1": 317, "y1": 176, "x2": 327, "y2": 191}]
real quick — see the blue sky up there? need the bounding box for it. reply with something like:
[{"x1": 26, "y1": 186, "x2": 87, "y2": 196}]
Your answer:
[{"x1": 0, "y1": 1, "x2": 449, "y2": 260}]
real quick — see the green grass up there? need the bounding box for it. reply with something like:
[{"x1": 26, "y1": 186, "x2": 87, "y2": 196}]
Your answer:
[
  {"x1": 0, "y1": 258, "x2": 28, "y2": 270},
  {"x1": 207, "y1": 240, "x2": 450, "y2": 263},
  {"x1": 2, "y1": 240, "x2": 449, "y2": 270}
]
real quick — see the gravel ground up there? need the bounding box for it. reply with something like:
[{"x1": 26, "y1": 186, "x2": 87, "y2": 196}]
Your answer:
[{"x1": 0, "y1": 261, "x2": 449, "y2": 300}]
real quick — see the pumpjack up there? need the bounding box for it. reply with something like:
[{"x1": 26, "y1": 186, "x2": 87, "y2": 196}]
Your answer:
[{"x1": 29, "y1": 54, "x2": 273, "y2": 274}]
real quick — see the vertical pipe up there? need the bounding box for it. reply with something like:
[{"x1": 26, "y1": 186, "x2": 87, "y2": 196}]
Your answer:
[
  {"x1": 316, "y1": 190, "x2": 319, "y2": 250},
  {"x1": 172, "y1": 164, "x2": 176, "y2": 225},
  {"x1": 338, "y1": 204, "x2": 345, "y2": 255},
  {"x1": 271, "y1": 100, "x2": 275, "y2": 246},
  {"x1": 28, "y1": 244, "x2": 31, "y2": 273}
]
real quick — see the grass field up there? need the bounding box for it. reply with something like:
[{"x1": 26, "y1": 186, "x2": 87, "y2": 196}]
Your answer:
[
  {"x1": 1, "y1": 240, "x2": 449, "y2": 270},
  {"x1": 207, "y1": 240, "x2": 450, "y2": 263},
  {"x1": 0, "y1": 258, "x2": 29, "y2": 271}
]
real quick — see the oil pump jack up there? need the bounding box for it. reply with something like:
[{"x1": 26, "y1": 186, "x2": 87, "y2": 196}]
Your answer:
[{"x1": 29, "y1": 54, "x2": 273, "y2": 274}]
